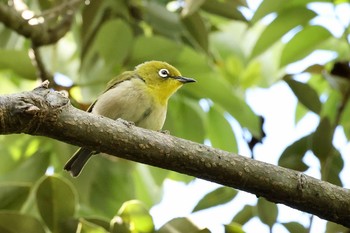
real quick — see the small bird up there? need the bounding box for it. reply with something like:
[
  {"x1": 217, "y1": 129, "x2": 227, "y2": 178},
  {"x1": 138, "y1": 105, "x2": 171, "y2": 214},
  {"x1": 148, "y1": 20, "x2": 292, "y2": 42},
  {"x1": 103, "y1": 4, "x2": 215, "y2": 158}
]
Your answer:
[{"x1": 64, "y1": 61, "x2": 196, "y2": 177}]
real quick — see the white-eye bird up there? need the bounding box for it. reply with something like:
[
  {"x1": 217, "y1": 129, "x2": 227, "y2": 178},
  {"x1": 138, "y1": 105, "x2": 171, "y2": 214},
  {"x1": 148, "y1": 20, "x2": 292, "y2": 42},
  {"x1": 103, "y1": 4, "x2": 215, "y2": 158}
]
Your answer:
[{"x1": 64, "y1": 61, "x2": 196, "y2": 177}]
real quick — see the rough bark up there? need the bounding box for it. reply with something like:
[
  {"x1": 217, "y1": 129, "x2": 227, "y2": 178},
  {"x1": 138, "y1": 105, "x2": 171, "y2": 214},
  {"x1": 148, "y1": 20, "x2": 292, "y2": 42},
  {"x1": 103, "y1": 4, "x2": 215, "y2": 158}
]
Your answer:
[
  {"x1": 0, "y1": 81, "x2": 350, "y2": 227},
  {"x1": 0, "y1": 1, "x2": 79, "y2": 46}
]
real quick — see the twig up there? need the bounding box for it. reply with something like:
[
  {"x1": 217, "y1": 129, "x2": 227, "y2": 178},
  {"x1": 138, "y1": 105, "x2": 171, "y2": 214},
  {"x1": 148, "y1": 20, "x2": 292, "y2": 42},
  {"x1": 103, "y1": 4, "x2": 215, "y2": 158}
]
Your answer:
[
  {"x1": 334, "y1": 89, "x2": 350, "y2": 127},
  {"x1": 307, "y1": 214, "x2": 314, "y2": 233},
  {"x1": 38, "y1": 0, "x2": 82, "y2": 19},
  {"x1": 29, "y1": 43, "x2": 54, "y2": 83}
]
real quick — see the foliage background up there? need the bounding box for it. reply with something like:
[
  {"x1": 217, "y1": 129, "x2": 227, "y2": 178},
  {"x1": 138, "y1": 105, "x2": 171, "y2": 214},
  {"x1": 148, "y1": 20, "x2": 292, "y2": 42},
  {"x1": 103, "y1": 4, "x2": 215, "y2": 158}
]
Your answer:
[{"x1": 0, "y1": 0, "x2": 349, "y2": 232}]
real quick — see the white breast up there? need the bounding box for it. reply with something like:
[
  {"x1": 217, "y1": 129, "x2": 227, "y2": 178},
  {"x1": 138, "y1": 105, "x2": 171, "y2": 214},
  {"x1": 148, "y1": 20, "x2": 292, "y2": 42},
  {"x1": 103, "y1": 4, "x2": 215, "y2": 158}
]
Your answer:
[{"x1": 91, "y1": 78, "x2": 167, "y2": 130}]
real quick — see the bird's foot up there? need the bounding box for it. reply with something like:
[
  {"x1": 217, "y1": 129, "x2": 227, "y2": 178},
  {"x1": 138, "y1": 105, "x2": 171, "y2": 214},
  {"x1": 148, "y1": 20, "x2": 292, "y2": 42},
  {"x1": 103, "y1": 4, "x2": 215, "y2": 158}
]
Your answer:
[
  {"x1": 159, "y1": 129, "x2": 170, "y2": 135},
  {"x1": 118, "y1": 118, "x2": 135, "y2": 127}
]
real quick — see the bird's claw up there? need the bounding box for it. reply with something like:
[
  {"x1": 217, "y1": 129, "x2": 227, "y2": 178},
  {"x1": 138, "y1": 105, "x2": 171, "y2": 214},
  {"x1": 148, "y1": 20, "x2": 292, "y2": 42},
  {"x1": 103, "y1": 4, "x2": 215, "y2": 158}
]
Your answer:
[{"x1": 118, "y1": 118, "x2": 135, "y2": 127}]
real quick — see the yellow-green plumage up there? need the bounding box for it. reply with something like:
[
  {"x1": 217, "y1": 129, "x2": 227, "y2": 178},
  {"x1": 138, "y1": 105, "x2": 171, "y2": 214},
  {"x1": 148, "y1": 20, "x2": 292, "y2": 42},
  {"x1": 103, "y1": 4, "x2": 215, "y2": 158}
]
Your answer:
[{"x1": 64, "y1": 61, "x2": 195, "y2": 177}]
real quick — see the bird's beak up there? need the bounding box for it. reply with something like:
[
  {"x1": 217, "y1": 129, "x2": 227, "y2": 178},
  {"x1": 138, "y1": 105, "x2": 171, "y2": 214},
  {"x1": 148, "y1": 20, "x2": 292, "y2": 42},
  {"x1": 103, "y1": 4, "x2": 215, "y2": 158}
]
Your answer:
[{"x1": 174, "y1": 76, "x2": 196, "y2": 83}]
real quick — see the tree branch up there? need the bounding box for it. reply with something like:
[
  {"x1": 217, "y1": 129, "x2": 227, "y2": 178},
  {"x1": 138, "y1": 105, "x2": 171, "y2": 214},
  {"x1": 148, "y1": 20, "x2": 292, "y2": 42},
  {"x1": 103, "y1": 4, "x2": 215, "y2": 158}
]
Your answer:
[
  {"x1": 0, "y1": 1, "x2": 81, "y2": 46},
  {"x1": 0, "y1": 82, "x2": 350, "y2": 227},
  {"x1": 29, "y1": 44, "x2": 54, "y2": 83}
]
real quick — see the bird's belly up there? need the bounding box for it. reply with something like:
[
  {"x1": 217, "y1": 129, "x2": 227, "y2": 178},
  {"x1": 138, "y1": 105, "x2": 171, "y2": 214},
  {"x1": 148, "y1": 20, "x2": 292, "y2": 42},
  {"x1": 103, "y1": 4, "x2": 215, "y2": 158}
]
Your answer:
[
  {"x1": 135, "y1": 106, "x2": 166, "y2": 130},
  {"x1": 91, "y1": 81, "x2": 167, "y2": 130},
  {"x1": 103, "y1": 101, "x2": 166, "y2": 131}
]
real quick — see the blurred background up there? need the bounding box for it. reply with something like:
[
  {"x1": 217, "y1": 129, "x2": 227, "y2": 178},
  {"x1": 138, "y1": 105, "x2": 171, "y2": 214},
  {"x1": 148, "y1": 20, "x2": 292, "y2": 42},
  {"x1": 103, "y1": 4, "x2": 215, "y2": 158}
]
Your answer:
[{"x1": 0, "y1": 0, "x2": 349, "y2": 232}]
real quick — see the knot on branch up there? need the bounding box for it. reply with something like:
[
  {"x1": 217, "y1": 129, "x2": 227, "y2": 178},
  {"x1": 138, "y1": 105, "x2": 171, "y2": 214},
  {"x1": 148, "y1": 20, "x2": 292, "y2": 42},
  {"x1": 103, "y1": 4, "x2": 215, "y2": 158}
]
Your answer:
[
  {"x1": 0, "y1": 80, "x2": 70, "y2": 134},
  {"x1": 34, "y1": 80, "x2": 69, "y2": 109}
]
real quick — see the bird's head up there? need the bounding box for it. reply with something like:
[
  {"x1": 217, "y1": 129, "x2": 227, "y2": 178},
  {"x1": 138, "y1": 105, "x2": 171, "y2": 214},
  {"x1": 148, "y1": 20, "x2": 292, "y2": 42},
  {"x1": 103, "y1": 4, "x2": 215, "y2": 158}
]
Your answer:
[{"x1": 135, "y1": 61, "x2": 196, "y2": 104}]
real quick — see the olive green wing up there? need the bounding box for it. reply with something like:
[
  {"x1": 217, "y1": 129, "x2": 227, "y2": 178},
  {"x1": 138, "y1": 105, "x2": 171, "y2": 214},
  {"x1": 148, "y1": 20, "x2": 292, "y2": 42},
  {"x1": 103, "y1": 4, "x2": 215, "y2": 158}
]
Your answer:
[{"x1": 86, "y1": 71, "x2": 136, "y2": 112}]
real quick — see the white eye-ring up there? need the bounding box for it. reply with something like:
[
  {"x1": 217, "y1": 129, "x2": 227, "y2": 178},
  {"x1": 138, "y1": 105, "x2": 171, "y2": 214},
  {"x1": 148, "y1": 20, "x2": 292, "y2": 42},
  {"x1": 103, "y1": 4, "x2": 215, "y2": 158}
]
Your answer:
[{"x1": 158, "y1": 68, "x2": 169, "y2": 78}]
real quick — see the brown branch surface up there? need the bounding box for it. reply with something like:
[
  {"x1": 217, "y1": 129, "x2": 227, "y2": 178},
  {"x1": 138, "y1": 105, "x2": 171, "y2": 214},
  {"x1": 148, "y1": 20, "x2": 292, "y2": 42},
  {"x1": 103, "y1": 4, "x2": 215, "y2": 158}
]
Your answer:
[
  {"x1": 30, "y1": 44, "x2": 54, "y2": 82},
  {"x1": 0, "y1": 2, "x2": 80, "y2": 46},
  {"x1": 0, "y1": 82, "x2": 350, "y2": 227}
]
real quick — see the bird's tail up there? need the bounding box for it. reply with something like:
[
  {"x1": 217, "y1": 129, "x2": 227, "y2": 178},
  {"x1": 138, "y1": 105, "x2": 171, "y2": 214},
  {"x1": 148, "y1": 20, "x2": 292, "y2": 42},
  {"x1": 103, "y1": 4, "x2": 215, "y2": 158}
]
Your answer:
[{"x1": 64, "y1": 147, "x2": 94, "y2": 177}]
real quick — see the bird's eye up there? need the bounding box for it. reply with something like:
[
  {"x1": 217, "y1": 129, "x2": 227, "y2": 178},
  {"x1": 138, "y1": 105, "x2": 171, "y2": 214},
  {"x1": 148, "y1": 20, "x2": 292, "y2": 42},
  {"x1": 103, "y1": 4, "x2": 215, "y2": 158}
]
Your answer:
[{"x1": 158, "y1": 69, "x2": 169, "y2": 78}]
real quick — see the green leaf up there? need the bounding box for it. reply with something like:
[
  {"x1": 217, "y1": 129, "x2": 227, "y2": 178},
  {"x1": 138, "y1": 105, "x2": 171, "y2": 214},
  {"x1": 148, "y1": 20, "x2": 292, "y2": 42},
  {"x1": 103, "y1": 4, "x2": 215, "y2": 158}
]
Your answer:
[
  {"x1": 176, "y1": 47, "x2": 260, "y2": 137},
  {"x1": 201, "y1": 0, "x2": 247, "y2": 21},
  {"x1": 282, "y1": 221, "x2": 308, "y2": 233},
  {"x1": 251, "y1": 7, "x2": 317, "y2": 58},
  {"x1": 321, "y1": 148, "x2": 343, "y2": 186},
  {"x1": 132, "y1": 164, "x2": 163, "y2": 207},
  {"x1": 326, "y1": 221, "x2": 350, "y2": 233},
  {"x1": 81, "y1": 1, "x2": 129, "y2": 60},
  {"x1": 210, "y1": 22, "x2": 248, "y2": 61},
  {"x1": 0, "y1": 149, "x2": 50, "y2": 183},
  {"x1": 79, "y1": 57, "x2": 115, "y2": 101},
  {"x1": 79, "y1": 219, "x2": 108, "y2": 233},
  {"x1": 192, "y1": 187, "x2": 238, "y2": 212},
  {"x1": 0, "y1": 70, "x2": 32, "y2": 94},
  {"x1": 295, "y1": 102, "x2": 309, "y2": 125},
  {"x1": 311, "y1": 117, "x2": 334, "y2": 161},
  {"x1": 231, "y1": 205, "x2": 254, "y2": 225},
  {"x1": 113, "y1": 200, "x2": 154, "y2": 233},
  {"x1": 257, "y1": 198, "x2": 278, "y2": 228},
  {"x1": 74, "y1": 158, "x2": 135, "y2": 218},
  {"x1": 84, "y1": 218, "x2": 110, "y2": 231},
  {"x1": 79, "y1": 19, "x2": 133, "y2": 91},
  {"x1": 94, "y1": 19, "x2": 133, "y2": 66},
  {"x1": 251, "y1": 0, "x2": 330, "y2": 23},
  {"x1": 0, "y1": 27, "x2": 24, "y2": 49},
  {"x1": 321, "y1": 90, "x2": 341, "y2": 125},
  {"x1": 181, "y1": 0, "x2": 205, "y2": 17},
  {"x1": 224, "y1": 223, "x2": 244, "y2": 233},
  {"x1": 206, "y1": 106, "x2": 238, "y2": 152},
  {"x1": 0, "y1": 212, "x2": 45, "y2": 233},
  {"x1": 251, "y1": 0, "x2": 285, "y2": 23},
  {"x1": 278, "y1": 135, "x2": 310, "y2": 171},
  {"x1": 130, "y1": 36, "x2": 183, "y2": 65},
  {"x1": 182, "y1": 12, "x2": 209, "y2": 52},
  {"x1": 0, "y1": 183, "x2": 31, "y2": 210},
  {"x1": 240, "y1": 59, "x2": 262, "y2": 88},
  {"x1": 280, "y1": 25, "x2": 332, "y2": 67},
  {"x1": 306, "y1": 72, "x2": 330, "y2": 96},
  {"x1": 157, "y1": 217, "x2": 210, "y2": 233},
  {"x1": 285, "y1": 78, "x2": 322, "y2": 114},
  {"x1": 0, "y1": 49, "x2": 36, "y2": 80},
  {"x1": 110, "y1": 218, "x2": 130, "y2": 233},
  {"x1": 148, "y1": 166, "x2": 170, "y2": 186},
  {"x1": 36, "y1": 176, "x2": 76, "y2": 232},
  {"x1": 143, "y1": 1, "x2": 181, "y2": 38},
  {"x1": 290, "y1": 0, "x2": 332, "y2": 4},
  {"x1": 323, "y1": 70, "x2": 350, "y2": 96},
  {"x1": 324, "y1": 36, "x2": 350, "y2": 61},
  {"x1": 81, "y1": 0, "x2": 104, "y2": 44},
  {"x1": 165, "y1": 95, "x2": 205, "y2": 143},
  {"x1": 340, "y1": 98, "x2": 350, "y2": 140},
  {"x1": 38, "y1": 0, "x2": 61, "y2": 10},
  {"x1": 220, "y1": 55, "x2": 245, "y2": 85},
  {"x1": 166, "y1": 171, "x2": 194, "y2": 184}
]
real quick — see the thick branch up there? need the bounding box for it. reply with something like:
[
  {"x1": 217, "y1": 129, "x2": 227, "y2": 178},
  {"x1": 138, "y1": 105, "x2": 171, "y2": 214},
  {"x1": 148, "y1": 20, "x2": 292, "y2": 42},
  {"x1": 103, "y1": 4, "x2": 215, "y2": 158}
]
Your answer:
[
  {"x1": 0, "y1": 1, "x2": 80, "y2": 46},
  {"x1": 0, "y1": 83, "x2": 350, "y2": 227}
]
